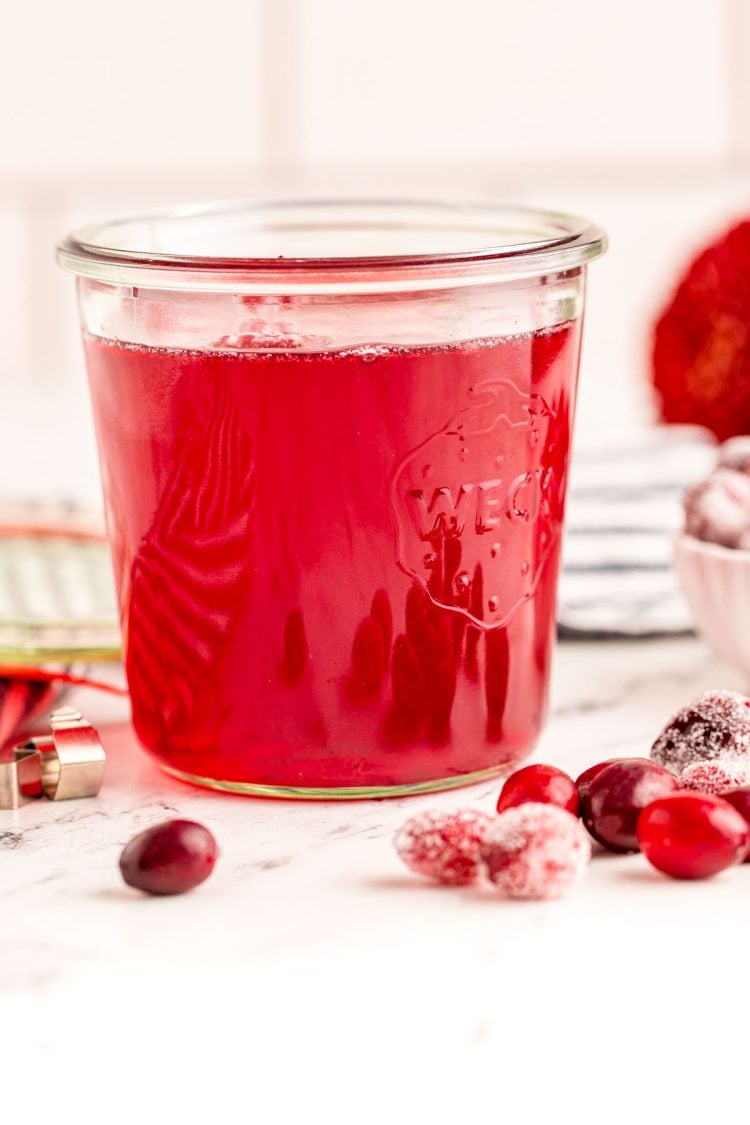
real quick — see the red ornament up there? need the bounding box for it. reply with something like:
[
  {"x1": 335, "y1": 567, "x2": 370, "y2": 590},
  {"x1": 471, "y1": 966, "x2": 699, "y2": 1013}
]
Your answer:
[
  {"x1": 497, "y1": 763, "x2": 579, "y2": 816},
  {"x1": 652, "y1": 221, "x2": 750, "y2": 440},
  {"x1": 637, "y1": 793, "x2": 749, "y2": 879}
]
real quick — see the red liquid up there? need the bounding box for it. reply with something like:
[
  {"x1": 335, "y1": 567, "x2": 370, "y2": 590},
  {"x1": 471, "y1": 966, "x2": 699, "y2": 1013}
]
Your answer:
[{"x1": 84, "y1": 322, "x2": 581, "y2": 791}]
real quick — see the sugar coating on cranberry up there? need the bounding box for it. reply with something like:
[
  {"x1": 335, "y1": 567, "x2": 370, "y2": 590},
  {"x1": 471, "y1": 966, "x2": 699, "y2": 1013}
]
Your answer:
[
  {"x1": 480, "y1": 803, "x2": 591, "y2": 900},
  {"x1": 651, "y1": 690, "x2": 750, "y2": 773},
  {"x1": 683, "y1": 469, "x2": 750, "y2": 547},
  {"x1": 395, "y1": 808, "x2": 492, "y2": 885},
  {"x1": 497, "y1": 763, "x2": 579, "y2": 816},
  {"x1": 679, "y1": 759, "x2": 750, "y2": 794},
  {"x1": 717, "y1": 435, "x2": 750, "y2": 474}
]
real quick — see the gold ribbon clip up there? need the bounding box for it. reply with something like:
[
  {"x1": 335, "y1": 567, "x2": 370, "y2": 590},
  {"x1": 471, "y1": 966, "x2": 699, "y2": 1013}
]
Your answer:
[
  {"x1": 0, "y1": 747, "x2": 43, "y2": 810},
  {"x1": 15, "y1": 706, "x2": 106, "y2": 802}
]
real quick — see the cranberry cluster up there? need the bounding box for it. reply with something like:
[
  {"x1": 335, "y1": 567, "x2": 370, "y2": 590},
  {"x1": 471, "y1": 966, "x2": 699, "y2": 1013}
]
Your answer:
[{"x1": 395, "y1": 689, "x2": 750, "y2": 898}]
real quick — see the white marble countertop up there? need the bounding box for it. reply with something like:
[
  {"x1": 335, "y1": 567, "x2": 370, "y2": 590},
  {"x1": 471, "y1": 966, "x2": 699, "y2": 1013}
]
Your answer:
[{"x1": 4, "y1": 634, "x2": 748, "y2": 1123}]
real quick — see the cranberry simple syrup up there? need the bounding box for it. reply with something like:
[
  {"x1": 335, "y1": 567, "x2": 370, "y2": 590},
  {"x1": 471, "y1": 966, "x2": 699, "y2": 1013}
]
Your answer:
[
  {"x1": 59, "y1": 200, "x2": 605, "y2": 795},
  {"x1": 84, "y1": 322, "x2": 580, "y2": 792}
]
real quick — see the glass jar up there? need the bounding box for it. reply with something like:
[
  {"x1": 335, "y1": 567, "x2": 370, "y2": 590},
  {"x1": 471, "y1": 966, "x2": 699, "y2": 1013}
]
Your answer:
[{"x1": 57, "y1": 200, "x2": 605, "y2": 797}]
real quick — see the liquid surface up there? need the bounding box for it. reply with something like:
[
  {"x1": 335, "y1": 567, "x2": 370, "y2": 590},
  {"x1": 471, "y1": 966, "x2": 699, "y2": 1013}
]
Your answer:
[{"x1": 84, "y1": 323, "x2": 581, "y2": 789}]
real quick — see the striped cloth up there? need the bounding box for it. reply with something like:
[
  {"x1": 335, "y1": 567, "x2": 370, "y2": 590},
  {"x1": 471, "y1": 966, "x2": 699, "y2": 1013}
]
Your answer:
[
  {"x1": 558, "y1": 426, "x2": 716, "y2": 638},
  {"x1": 0, "y1": 505, "x2": 120, "y2": 665}
]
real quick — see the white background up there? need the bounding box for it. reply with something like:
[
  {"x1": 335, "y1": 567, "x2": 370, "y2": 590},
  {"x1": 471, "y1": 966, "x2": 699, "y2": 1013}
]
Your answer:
[{"x1": 2, "y1": 0, "x2": 748, "y2": 503}]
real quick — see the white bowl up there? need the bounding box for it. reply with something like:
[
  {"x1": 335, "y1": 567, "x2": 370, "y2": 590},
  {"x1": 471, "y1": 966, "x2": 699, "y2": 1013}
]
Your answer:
[{"x1": 674, "y1": 533, "x2": 750, "y2": 680}]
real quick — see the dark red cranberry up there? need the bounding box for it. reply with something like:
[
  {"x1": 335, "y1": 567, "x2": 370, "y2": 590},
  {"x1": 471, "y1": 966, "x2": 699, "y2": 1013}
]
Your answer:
[
  {"x1": 637, "y1": 793, "x2": 749, "y2": 879},
  {"x1": 575, "y1": 758, "x2": 628, "y2": 802},
  {"x1": 497, "y1": 763, "x2": 579, "y2": 816},
  {"x1": 719, "y1": 787, "x2": 750, "y2": 862},
  {"x1": 581, "y1": 758, "x2": 679, "y2": 853},
  {"x1": 119, "y1": 819, "x2": 218, "y2": 895}
]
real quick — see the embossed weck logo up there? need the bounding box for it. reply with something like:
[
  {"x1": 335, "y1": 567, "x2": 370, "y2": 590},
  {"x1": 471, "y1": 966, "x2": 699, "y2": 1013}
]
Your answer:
[{"x1": 392, "y1": 379, "x2": 564, "y2": 630}]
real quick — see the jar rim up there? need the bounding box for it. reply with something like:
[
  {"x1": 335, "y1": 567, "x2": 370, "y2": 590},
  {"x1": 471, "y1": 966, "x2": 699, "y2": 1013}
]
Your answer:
[{"x1": 56, "y1": 198, "x2": 606, "y2": 294}]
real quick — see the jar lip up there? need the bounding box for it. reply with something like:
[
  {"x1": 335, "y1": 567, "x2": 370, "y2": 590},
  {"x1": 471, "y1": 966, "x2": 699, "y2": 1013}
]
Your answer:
[{"x1": 57, "y1": 198, "x2": 606, "y2": 293}]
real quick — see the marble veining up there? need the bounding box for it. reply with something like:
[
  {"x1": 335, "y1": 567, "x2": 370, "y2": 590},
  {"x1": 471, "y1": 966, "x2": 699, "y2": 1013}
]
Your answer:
[{"x1": 3, "y1": 633, "x2": 748, "y2": 1115}]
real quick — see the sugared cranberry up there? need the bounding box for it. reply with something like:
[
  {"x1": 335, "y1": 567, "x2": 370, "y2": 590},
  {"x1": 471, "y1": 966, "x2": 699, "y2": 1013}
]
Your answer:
[
  {"x1": 497, "y1": 764, "x2": 579, "y2": 816},
  {"x1": 637, "y1": 793, "x2": 749, "y2": 879},
  {"x1": 718, "y1": 436, "x2": 750, "y2": 474},
  {"x1": 395, "y1": 808, "x2": 491, "y2": 885},
  {"x1": 480, "y1": 803, "x2": 591, "y2": 900},
  {"x1": 651, "y1": 690, "x2": 750, "y2": 773},
  {"x1": 719, "y1": 787, "x2": 750, "y2": 861},
  {"x1": 679, "y1": 759, "x2": 750, "y2": 794},
  {"x1": 683, "y1": 469, "x2": 750, "y2": 547},
  {"x1": 581, "y1": 758, "x2": 679, "y2": 853},
  {"x1": 119, "y1": 819, "x2": 218, "y2": 895}
]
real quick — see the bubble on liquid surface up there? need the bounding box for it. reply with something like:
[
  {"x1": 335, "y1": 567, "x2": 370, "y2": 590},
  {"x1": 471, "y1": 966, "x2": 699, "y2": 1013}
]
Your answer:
[
  {"x1": 423, "y1": 552, "x2": 437, "y2": 568},
  {"x1": 490, "y1": 543, "x2": 501, "y2": 559},
  {"x1": 350, "y1": 345, "x2": 390, "y2": 364},
  {"x1": 454, "y1": 571, "x2": 471, "y2": 596},
  {"x1": 520, "y1": 561, "x2": 530, "y2": 576},
  {"x1": 488, "y1": 596, "x2": 499, "y2": 612}
]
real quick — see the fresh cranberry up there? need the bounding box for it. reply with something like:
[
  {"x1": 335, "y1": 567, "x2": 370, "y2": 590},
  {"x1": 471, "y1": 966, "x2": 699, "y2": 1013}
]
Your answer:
[
  {"x1": 395, "y1": 808, "x2": 491, "y2": 885},
  {"x1": 119, "y1": 819, "x2": 218, "y2": 895},
  {"x1": 575, "y1": 757, "x2": 637, "y2": 802},
  {"x1": 481, "y1": 803, "x2": 591, "y2": 899},
  {"x1": 719, "y1": 787, "x2": 750, "y2": 861},
  {"x1": 497, "y1": 764, "x2": 579, "y2": 815},
  {"x1": 581, "y1": 758, "x2": 679, "y2": 853},
  {"x1": 637, "y1": 793, "x2": 749, "y2": 879}
]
